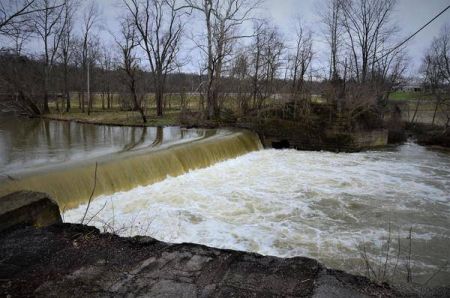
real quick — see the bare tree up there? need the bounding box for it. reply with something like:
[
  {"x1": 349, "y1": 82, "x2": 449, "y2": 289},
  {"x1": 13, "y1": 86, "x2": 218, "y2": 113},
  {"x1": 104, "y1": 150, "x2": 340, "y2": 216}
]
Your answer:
[
  {"x1": 422, "y1": 25, "x2": 450, "y2": 127},
  {"x1": 0, "y1": 52, "x2": 45, "y2": 115},
  {"x1": 124, "y1": 0, "x2": 183, "y2": 117},
  {"x1": 81, "y1": 0, "x2": 100, "y2": 115},
  {"x1": 184, "y1": 0, "x2": 260, "y2": 119},
  {"x1": 250, "y1": 20, "x2": 264, "y2": 111},
  {"x1": 289, "y1": 21, "x2": 313, "y2": 120},
  {"x1": 319, "y1": 0, "x2": 342, "y2": 80},
  {"x1": 248, "y1": 21, "x2": 283, "y2": 110},
  {"x1": 436, "y1": 25, "x2": 450, "y2": 84},
  {"x1": 230, "y1": 48, "x2": 251, "y2": 114},
  {"x1": 318, "y1": 0, "x2": 407, "y2": 129},
  {"x1": 2, "y1": 18, "x2": 33, "y2": 54},
  {"x1": 115, "y1": 18, "x2": 147, "y2": 123},
  {"x1": 59, "y1": 0, "x2": 77, "y2": 112},
  {"x1": 32, "y1": 0, "x2": 67, "y2": 113},
  {"x1": 98, "y1": 47, "x2": 114, "y2": 110},
  {"x1": 0, "y1": 0, "x2": 37, "y2": 35},
  {"x1": 290, "y1": 23, "x2": 313, "y2": 94},
  {"x1": 340, "y1": 0, "x2": 397, "y2": 83}
]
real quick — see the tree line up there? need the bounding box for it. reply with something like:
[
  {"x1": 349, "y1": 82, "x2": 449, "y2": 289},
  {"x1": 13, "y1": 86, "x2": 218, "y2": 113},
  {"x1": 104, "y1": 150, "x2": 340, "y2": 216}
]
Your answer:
[
  {"x1": 421, "y1": 25, "x2": 450, "y2": 128},
  {"x1": 0, "y1": 0, "x2": 447, "y2": 127}
]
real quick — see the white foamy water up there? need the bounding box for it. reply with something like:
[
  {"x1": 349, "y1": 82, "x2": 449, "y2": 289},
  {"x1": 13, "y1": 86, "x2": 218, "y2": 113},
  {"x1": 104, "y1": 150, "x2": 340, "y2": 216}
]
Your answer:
[{"x1": 64, "y1": 142, "x2": 450, "y2": 286}]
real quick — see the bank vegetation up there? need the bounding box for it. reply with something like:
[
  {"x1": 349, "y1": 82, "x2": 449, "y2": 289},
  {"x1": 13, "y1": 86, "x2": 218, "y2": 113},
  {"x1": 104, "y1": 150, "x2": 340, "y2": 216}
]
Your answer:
[{"x1": 0, "y1": 0, "x2": 448, "y2": 139}]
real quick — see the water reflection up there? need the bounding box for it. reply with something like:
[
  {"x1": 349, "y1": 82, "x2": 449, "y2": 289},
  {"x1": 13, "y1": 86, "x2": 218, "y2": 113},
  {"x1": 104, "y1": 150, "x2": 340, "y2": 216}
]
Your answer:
[{"x1": 0, "y1": 116, "x2": 205, "y2": 175}]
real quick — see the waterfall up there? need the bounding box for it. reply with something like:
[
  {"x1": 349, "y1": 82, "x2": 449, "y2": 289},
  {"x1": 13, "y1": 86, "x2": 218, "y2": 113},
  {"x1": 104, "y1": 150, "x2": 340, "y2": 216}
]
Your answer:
[{"x1": 0, "y1": 130, "x2": 262, "y2": 210}]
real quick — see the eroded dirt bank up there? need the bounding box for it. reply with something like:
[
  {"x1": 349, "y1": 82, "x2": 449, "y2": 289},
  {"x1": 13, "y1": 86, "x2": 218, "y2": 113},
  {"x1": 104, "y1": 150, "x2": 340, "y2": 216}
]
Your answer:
[{"x1": 2, "y1": 223, "x2": 447, "y2": 297}]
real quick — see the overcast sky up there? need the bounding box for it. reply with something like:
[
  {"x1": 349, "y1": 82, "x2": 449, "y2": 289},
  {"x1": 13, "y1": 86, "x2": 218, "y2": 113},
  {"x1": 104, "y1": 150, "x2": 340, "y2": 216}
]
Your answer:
[
  {"x1": 13, "y1": 0, "x2": 450, "y2": 75},
  {"x1": 96, "y1": 0, "x2": 450, "y2": 74}
]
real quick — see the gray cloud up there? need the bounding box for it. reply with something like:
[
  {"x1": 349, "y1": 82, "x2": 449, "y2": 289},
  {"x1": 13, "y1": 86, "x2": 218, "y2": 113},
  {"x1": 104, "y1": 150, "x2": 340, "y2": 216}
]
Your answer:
[{"x1": 6, "y1": 0, "x2": 449, "y2": 75}]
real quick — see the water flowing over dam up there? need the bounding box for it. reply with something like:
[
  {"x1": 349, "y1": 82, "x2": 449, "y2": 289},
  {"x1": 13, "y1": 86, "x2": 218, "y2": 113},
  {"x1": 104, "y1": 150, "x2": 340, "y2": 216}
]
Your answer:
[
  {"x1": 0, "y1": 117, "x2": 262, "y2": 209},
  {"x1": 65, "y1": 143, "x2": 450, "y2": 287},
  {"x1": 2, "y1": 116, "x2": 450, "y2": 287}
]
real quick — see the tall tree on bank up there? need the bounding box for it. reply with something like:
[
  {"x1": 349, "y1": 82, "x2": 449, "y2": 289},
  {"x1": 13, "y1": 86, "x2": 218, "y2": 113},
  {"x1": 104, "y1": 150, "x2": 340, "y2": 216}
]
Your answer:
[
  {"x1": 340, "y1": 0, "x2": 397, "y2": 83},
  {"x1": 422, "y1": 25, "x2": 450, "y2": 127},
  {"x1": 32, "y1": 0, "x2": 67, "y2": 113},
  {"x1": 124, "y1": 0, "x2": 183, "y2": 117},
  {"x1": 184, "y1": 0, "x2": 260, "y2": 119},
  {"x1": 59, "y1": 0, "x2": 77, "y2": 112},
  {"x1": 290, "y1": 23, "x2": 313, "y2": 94},
  {"x1": 249, "y1": 21, "x2": 283, "y2": 110},
  {"x1": 319, "y1": 0, "x2": 407, "y2": 127},
  {"x1": 319, "y1": 0, "x2": 342, "y2": 80},
  {"x1": 81, "y1": 0, "x2": 100, "y2": 115},
  {"x1": 115, "y1": 18, "x2": 147, "y2": 123},
  {"x1": 289, "y1": 21, "x2": 313, "y2": 120}
]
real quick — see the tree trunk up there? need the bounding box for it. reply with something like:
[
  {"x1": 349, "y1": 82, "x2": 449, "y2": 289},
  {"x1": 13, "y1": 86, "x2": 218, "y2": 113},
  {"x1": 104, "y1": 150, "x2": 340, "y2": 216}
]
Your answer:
[
  {"x1": 64, "y1": 63, "x2": 70, "y2": 112},
  {"x1": 130, "y1": 78, "x2": 146, "y2": 123},
  {"x1": 432, "y1": 95, "x2": 441, "y2": 126},
  {"x1": 155, "y1": 87, "x2": 164, "y2": 117},
  {"x1": 19, "y1": 91, "x2": 42, "y2": 116},
  {"x1": 134, "y1": 93, "x2": 146, "y2": 123},
  {"x1": 43, "y1": 66, "x2": 50, "y2": 113}
]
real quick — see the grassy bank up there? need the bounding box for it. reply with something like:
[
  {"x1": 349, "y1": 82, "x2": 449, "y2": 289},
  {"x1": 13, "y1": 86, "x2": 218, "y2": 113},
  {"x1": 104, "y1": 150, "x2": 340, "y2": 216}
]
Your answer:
[
  {"x1": 44, "y1": 94, "x2": 189, "y2": 126},
  {"x1": 44, "y1": 93, "x2": 232, "y2": 127},
  {"x1": 44, "y1": 109, "x2": 182, "y2": 127}
]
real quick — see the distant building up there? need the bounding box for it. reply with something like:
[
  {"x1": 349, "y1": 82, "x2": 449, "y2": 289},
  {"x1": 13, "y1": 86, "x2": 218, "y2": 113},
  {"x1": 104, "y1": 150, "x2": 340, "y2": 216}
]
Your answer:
[
  {"x1": 400, "y1": 84, "x2": 422, "y2": 92},
  {"x1": 398, "y1": 77, "x2": 423, "y2": 92}
]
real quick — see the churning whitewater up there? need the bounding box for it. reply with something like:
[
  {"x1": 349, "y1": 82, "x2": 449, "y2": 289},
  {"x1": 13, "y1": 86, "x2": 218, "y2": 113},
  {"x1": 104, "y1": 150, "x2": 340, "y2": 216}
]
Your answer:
[{"x1": 64, "y1": 143, "x2": 450, "y2": 286}]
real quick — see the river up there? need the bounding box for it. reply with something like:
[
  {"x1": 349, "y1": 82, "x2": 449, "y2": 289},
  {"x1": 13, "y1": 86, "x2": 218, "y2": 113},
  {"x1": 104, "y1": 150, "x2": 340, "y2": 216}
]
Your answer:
[
  {"x1": 1, "y1": 116, "x2": 449, "y2": 287},
  {"x1": 0, "y1": 115, "x2": 207, "y2": 175}
]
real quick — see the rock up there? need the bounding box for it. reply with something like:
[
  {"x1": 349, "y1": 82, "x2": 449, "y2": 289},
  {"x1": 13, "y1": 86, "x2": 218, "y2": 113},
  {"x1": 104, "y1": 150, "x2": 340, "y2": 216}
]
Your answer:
[
  {"x1": 0, "y1": 191, "x2": 61, "y2": 232},
  {"x1": 0, "y1": 223, "x2": 417, "y2": 297}
]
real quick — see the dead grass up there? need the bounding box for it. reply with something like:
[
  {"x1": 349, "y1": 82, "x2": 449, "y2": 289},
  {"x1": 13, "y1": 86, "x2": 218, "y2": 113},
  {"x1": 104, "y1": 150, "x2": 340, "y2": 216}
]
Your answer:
[{"x1": 44, "y1": 109, "x2": 182, "y2": 127}]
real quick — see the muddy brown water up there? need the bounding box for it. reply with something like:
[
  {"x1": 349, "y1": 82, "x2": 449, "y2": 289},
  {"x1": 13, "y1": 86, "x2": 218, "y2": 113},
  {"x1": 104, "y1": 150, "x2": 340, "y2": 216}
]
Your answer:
[{"x1": 1, "y1": 115, "x2": 449, "y2": 287}]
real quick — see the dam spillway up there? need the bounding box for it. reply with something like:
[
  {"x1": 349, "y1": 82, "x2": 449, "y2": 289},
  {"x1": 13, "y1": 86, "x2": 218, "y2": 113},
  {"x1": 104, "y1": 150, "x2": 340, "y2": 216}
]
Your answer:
[
  {"x1": 64, "y1": 143, "x2": 450, "y2": 287},
  {"x1": 2, "y1": 116, "x2": 450, "y2": 288},
  {"x1": 0, "y1": 117, "x2": 262, "y2": 209}
]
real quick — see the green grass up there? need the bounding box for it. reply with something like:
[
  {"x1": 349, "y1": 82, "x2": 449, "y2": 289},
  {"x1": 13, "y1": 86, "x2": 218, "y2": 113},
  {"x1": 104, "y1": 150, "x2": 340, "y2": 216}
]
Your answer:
[
  {"x1": 44, "y1": 91, "x2": 246, "y2": 127},
  {"x1": 389, "y1": 91, "x2": 434, "y2": 101},
  {"x1": 45, "y1": 93, "x2": 198, "y2": 126}
]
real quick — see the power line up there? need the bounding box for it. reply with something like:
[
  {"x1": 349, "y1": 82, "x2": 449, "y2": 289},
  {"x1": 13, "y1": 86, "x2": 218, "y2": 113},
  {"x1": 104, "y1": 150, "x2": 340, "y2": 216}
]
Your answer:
[{"x1": 376, "y1": 4, "x2": 450, "y2": 62}]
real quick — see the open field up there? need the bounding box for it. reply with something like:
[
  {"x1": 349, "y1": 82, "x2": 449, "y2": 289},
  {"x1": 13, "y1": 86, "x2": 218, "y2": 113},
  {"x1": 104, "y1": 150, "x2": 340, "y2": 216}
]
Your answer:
[
  {"x1": 389, "y1": 91, "x2": 434, "y2": 101},
  {"x1": 45, "y1": 93, "x2": 199, "y2": 126},
  {"x1": 390, "y1": 99, "x2": 448, "y2": 126},
  {"x1": 42, "y1": 91, "x2": 450, "y2": 127},
  {"x1": 45, "y1": 92, "x2": 259, "y2": 126},
  {"x1": 386, "y1": 91, "x2": 448, "y2": 126}
]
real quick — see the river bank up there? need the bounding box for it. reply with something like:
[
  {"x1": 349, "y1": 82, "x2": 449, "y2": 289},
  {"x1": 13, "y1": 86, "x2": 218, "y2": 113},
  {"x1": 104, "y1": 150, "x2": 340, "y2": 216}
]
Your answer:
[
  {"x1": 1, "y1": 223, "x2": 403, "y2": 297},
  {"x1": 1, "y1": 192, "x2": 449, "y2": 297},
  {"x1": 405, "y1": 122, "x2": 450, "y2": 148},
  {"x1": 42, "y1": 111, "x2": 450, "y2": 152},
  {"x1": 41, "y1": 111, "x2": 390, "y2": 152}
]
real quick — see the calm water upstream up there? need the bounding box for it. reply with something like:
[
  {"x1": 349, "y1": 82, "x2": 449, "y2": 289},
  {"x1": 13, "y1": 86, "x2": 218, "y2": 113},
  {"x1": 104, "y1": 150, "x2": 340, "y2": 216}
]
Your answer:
[
  {"x1": 1, "y1": 116, "x2": 449, "y2": 287},
  {"x1": 0, "y1": 115, "x2": 209, "y2": 176}
]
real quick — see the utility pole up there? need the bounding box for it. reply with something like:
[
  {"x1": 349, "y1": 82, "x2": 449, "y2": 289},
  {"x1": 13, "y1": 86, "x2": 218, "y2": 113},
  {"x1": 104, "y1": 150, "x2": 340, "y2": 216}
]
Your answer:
[{"x1": 87, "y1": 51, "x2": 90, "y2": 115}]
